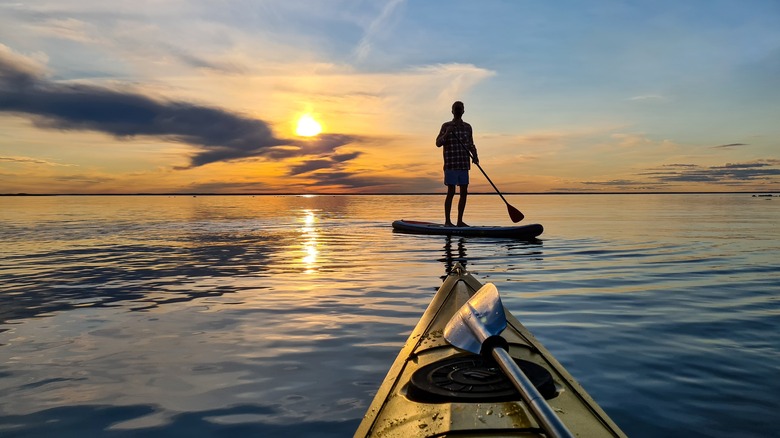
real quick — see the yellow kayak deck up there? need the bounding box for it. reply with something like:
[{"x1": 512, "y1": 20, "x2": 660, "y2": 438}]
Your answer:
[{"x1": 355, "y1": 264, "x2": 625, "y2": 437}]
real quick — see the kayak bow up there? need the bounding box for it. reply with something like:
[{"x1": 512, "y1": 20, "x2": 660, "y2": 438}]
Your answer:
[{"x1": 355, "y1": 263, "x2": 625, "y2": 437}]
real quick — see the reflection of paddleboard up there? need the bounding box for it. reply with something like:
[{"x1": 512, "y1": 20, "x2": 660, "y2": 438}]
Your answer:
[{"x1": 392, "y1": 220, "x2": 543, "y2": 239}]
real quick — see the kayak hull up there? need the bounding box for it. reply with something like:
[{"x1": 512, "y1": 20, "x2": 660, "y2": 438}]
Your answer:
[
  {"x1": 392, "y1": 220, "x2": 543, "y2": 239},
  {"x1": 355, "y1": 264, "x2": 625, "y2": 437}
]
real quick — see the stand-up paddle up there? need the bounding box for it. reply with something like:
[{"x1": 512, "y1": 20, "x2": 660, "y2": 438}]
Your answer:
[
  {"x1": 444, "y1": 283, "x2": 574, "y2": 438},
  {"x1": 453, "y1": 132, "x2": 524, "y2": 223}
]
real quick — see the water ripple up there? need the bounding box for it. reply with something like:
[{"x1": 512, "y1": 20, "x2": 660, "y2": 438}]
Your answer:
[{"x1": 1, "y1": 194, "x2": 778, "y2": 437}]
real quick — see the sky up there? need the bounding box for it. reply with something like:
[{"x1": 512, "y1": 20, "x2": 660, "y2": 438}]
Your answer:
[{"x1": 1, "y1": 0, "x2": 779, "y2": 194}]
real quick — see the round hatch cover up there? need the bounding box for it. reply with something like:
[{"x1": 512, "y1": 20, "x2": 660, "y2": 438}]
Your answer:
[{"x1": 407, "y1": 354, "x2": 557, "y2": 403}]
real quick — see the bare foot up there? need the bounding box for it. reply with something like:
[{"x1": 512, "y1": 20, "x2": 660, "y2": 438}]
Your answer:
[
  {"x1": 444, "y1": 221, "x2": 455, "y2": 227},
  {"x1": 457, "y1": 222, "x2": 470, "y2": 227}
]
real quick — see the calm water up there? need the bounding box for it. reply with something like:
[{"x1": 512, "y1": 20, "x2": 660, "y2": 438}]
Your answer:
[{"x1": 1, "y1": 194, "x2": 778, "y2": 437}]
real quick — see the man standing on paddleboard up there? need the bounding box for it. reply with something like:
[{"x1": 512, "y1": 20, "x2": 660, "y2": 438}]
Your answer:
[{"x1": 436, "y1": 101, "x2": 479, "y2": 227}]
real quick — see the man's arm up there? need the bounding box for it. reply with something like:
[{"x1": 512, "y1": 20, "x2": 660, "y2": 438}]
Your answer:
[
  {"x1": 467, "y1": 124, "x2": 479, "y2": 164},
  {"x1": 436, "y1": 122, "x2": 451, "y2": 147}
]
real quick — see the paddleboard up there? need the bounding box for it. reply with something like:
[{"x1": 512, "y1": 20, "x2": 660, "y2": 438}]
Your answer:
[{"x1": 392, "y1": 220, "x2": 543, "y2": 239}]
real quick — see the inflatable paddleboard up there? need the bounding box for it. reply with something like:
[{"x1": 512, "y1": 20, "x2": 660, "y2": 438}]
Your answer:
[{"x1": 392, "y1": 220, "x2": 543, "y2": 239}]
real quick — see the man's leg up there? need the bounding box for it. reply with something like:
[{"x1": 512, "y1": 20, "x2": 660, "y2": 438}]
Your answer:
[
  {"x1": 444, "y1": 184, "x2": 456, "y2": 226},
  {"x1": 457, "y1": 184, "x2": 469, "y2": 226}
]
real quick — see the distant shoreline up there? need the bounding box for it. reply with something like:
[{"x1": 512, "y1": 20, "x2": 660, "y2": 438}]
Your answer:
[{"x1": 2, "y1": 191, "x2": 778, "y2": 197}]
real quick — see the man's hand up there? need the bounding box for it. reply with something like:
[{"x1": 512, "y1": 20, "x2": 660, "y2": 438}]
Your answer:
[{"x1": 444, "y1": 121, "x2": 458, "y2": 135}]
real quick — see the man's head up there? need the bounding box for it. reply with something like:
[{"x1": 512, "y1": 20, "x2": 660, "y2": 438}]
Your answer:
[{"x1": 451, "y1": 101, "x2": 465, "y2": 119}]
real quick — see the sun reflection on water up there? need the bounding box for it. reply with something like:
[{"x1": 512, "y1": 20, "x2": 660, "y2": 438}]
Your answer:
[{"x1": 300, "y1": 209, "x2": 319, "y2": 273}]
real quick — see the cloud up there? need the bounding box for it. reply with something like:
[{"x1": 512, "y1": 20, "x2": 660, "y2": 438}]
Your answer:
[
  {"x1": 55, "y1": 174, "x2": 115, "y2": 184},
  {"x1": 353, "y1": 0, "x2": 406, "y2": 62},
  {"x1": 292, "y1": 134, "x2": 362, "y2": 156},
  {"x1": 0, "y1": 44, "x2": 359, "y2": 169},
  {"x1": 581, "y1": 179, "x2": 664, "y2": 190},
  {"x1": 645, "y1": 160, "x2": 780, "y2": 184},
  {"x1": 580, "y1": 160, "x2": 780, "y2": 190},
  {"x1": 0, "y1": 44, "x2": 47, "y2": 86},
  {"x1": 32, "y1": 17, "x2": 96, "y2": 44},
  {"x1": 659, "y1": 163, "x2": 699, "y2": 168},
  {"x1": 712, "y1": 143, "x2": 748, "y2": 149},
  {"x1": 414, "y1": 63, "x2": 496, "y2": 104},
  {"x1": 157, "y1": 42, "x2": 249, "y2": 75},
  {"x1": 0, "y1": 155, "x2": 72, "y2": 166},
  {"x1": 287, "y1": 151, "x2": 362, "y2": 176},
  {"x1": 628, "y1": 94, "x2": 667, "y2": 101}
]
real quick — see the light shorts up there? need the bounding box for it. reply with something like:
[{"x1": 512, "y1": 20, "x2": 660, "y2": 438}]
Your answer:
[{"x1": 444, "y1": 169, "x2": 469, "y2": 186}]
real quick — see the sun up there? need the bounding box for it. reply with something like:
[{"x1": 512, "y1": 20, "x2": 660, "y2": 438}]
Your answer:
[{"x1": 295, "y1": 114, "x2": 322, "y2": 137}]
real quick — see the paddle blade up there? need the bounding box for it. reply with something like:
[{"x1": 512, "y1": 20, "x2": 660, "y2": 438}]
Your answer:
[
  {"x1": 507, "y1": 203, "x2": 525, "y2": 223},
  {"x1": 444, "y1": 283, "x2": 508, "y2": 354}
]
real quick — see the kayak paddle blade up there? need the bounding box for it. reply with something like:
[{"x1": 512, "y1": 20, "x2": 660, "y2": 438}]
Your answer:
[{"x1": 444, "y1": 283, "x2": 508, "y2": 354}]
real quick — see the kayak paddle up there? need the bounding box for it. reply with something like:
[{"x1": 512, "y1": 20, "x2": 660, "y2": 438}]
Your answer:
[
  {"x1": 452, "y1": 130, "x2": 524, "y2": 223},
  {"x1": 444, "y1": 283, "x2": 574, "y2": 438}
]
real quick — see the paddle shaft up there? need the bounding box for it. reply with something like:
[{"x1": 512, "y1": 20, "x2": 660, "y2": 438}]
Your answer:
[
  {"x1": 491, "y1": 347, "x2": 575, "y2": 438},
  {"x1": 472, "y1": 160, "x2": 512, "y2": 206},
  {"x1": 465, "y1": 311, "x2": 573, "y2": 438}
]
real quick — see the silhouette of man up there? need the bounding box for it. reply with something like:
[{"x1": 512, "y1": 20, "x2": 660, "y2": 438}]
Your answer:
[{"x1": 436, "y1": 101, "x2": 479, "y2": 227}]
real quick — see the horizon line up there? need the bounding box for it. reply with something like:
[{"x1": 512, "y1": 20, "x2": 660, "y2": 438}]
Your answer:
[{"x1": 2, "y1": 191, "x2": 778, "y2": 197}]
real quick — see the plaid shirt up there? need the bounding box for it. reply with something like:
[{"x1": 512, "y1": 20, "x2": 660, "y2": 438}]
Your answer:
[{"x1": 436, "y1": 121, "x2": 478, "y2": 170}]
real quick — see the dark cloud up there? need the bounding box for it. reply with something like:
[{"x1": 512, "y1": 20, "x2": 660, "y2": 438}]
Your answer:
[
  {"x1": 583, "y1": 160, "x2": 780, "y2": 189},
  {"x1": 288, "y1": 151, "x2": 363, "y2": 176},
  {"x1": 333, "y1": 151, "x2": 362, "y2": 162},
  {"x1": 712, "y1": 143, "x2": 748, "y2": 148},
  {"x1": 583, "y1": 179, "x2": 655, "y2": 186},
  {"x1": 289, "y1": 135, "x2": 362, "y2": 158},
  {"x1": 581, "y1": 179, "x2": 664, "y2": 190},
  {"x1": 715, "y1": 162, "x2": 768, "y2": 169},
  {"x1": 646, "y1": 161, "x2": 780, "y2": 184},
  {"x1": 288, "y1": 159, "x2": 336, "y2": 176},
  {"x1": 0, "y1": 47, "x2": 361, "y2": 170},
  {"x1": 661, "y1": 163, "x2": 700, "y2": 168}
]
